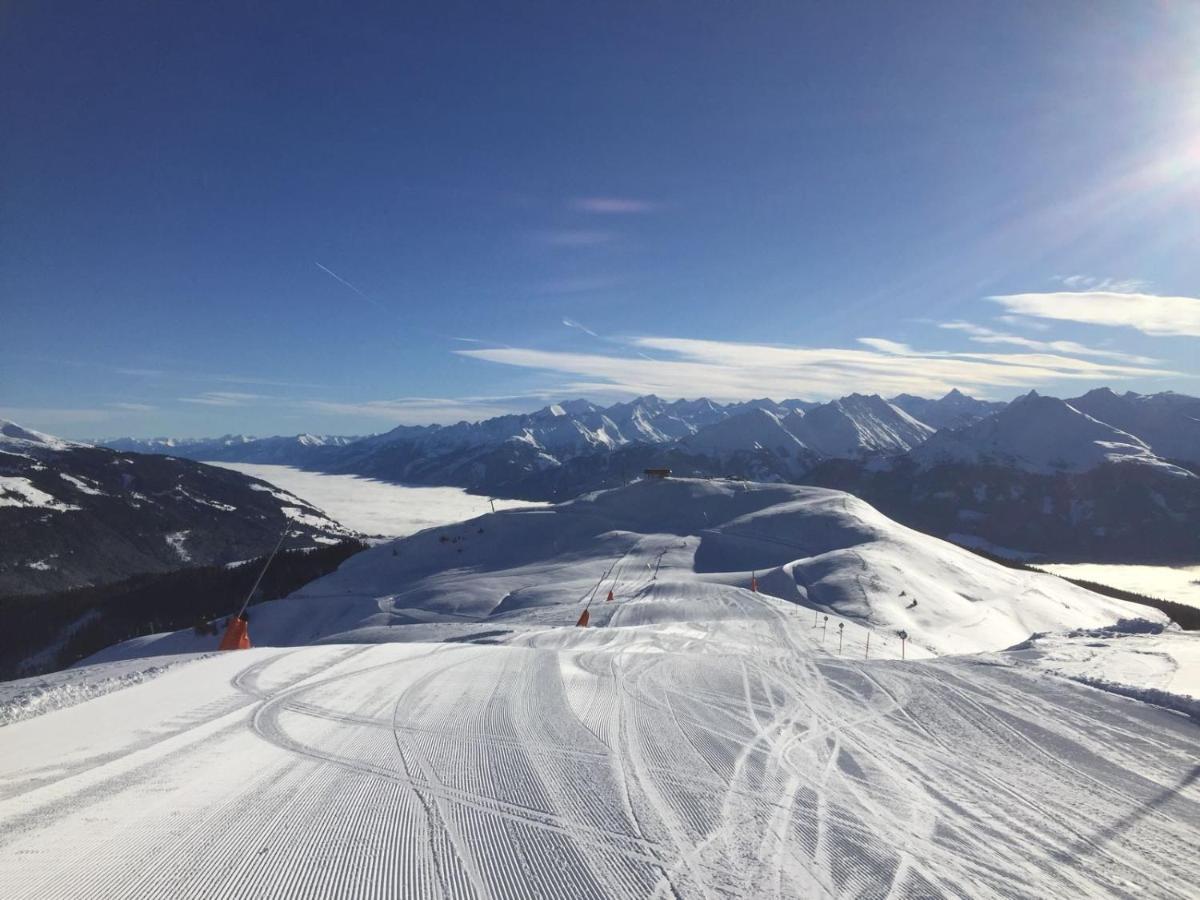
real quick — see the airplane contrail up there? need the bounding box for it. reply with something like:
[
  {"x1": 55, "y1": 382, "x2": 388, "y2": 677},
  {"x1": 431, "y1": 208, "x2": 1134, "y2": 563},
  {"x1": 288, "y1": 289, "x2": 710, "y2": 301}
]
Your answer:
[
  {"x1": 562, "y1": 317, "x2": 599, "y2": 337},
  {"x1": 314, "y1": 261, "x2": 393, "y2": 316}
]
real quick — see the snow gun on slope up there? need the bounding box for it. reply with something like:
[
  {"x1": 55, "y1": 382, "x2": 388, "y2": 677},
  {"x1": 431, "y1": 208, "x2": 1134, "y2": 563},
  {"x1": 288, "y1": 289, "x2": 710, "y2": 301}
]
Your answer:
[{"x1": 219, "y1": 525, "x2": 288, "y2": 650}]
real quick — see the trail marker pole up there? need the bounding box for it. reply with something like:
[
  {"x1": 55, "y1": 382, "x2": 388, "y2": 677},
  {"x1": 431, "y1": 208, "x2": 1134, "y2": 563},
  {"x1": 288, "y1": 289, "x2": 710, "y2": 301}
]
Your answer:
[
  {"x1": 837, "y1": 622, "x2": 844, "y2": 655},
  {"x1": 813, "y1": 609, "x2": 818, "y2": 627},
  {"x1": 897, "y1": 629, "x2": 908, "y2": 660},
  {"x1": 489, "y1": 499, "x2": 496, "y2": 513},
  {"x1": 822, "y1": 615, "x2": 828, "y2": 645},
  {"x1": 865, "y1": 630, "x2": 871, "y2": 659}
]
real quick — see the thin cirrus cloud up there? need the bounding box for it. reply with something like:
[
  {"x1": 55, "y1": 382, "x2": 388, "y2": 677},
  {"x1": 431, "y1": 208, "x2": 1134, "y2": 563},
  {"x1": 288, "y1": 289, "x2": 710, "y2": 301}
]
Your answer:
[
  {"x1": 533, "y1": 229, "x2": 615, "y2": 247},
  {"x1": 562, "y1": 317, "x2": 599, "y2": 338},
  {"x1": 456, "y1": 334, "x2": 1181, "y2": 402},
  {"x1": 936, "y1": 321, "x2": 1160, "y2": 365},
  {"x1": 0, "y1": 406, "x2": 113, "y2": 426},
  {"x1": 990, "y1": 291, "x2": 1200, "y2": 337},
  {"x1": 179, "y1": 391, "x2": 268, "y2": 407},
  {"x1": 303, "y1": 393, "x2": 558, "y2": 425},
  {"x1": 105, "y1": 402, "x2": 157, "y2": 412},
  {"x1": 1054, "y1": 275, "x2": 1148, "y2": 293},
  {"x1": 571, "y1": 197, "x2": 657, "y2": 214}
]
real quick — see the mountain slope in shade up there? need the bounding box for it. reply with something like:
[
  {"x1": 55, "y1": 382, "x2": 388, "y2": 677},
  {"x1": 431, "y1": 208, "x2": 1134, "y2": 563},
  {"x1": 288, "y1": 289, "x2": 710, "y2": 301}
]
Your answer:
[
  {"x1": 890, "y1": 388, "x2": 1006, "y2": 431},
  {"x1": 1068, "y1": 387, "x2": 1200, "y2": 465},
  {"x1": 786, "y1": 393, "x2": 934, "y2": 458},
  {"x1": 0, "y1": 422, "x2": 356, "y2": 596},
  {"x1": 909, "y1": 392, "x2": 1193, "y2": 476}
]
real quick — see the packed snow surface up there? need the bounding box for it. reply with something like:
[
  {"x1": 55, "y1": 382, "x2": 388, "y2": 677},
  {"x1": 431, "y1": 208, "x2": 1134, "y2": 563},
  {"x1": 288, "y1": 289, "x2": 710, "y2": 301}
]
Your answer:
[
  {"x1": 1041, "y1": 562, "x2": 1200, "y2": 610},
  {"x1": 0, "y1": 654, "x2": 210, "y2": 726},
  {"x1": 208, "y1": 462, "x2": 546, "y2": 536},
  {"x1": 1006, "y1": 624, "x2": 1200, "y2": 718},
  {"x1": 1, "y1": 479, "x2": 1196, "y2": 898}
]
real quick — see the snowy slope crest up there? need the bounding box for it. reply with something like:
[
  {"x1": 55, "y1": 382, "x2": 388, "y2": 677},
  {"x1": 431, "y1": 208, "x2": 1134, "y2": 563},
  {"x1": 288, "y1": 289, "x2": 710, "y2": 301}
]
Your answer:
[
  {"x1": 0, "y1": 419, "x2": 86, "y2": 452},
  {"x1": 88, "y1": 477, "x2": 1165, "y2": 663}
]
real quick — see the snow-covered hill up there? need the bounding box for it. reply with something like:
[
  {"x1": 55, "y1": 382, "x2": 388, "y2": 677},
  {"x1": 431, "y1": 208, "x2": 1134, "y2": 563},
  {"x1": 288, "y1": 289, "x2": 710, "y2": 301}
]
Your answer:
[
  {"x1": 1, "y1": 419, "x2": 85, "y2": 452},
  {"x1": 2, "y1": 477, "x2": 1196, "y2": 899},
  {"x1": 89, "y1": 478, "x2": 1165, "y2": 662}
]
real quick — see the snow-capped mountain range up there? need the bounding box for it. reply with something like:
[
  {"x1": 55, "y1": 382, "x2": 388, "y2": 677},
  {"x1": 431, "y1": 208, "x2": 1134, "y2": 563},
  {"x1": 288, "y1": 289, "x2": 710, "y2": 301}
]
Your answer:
[
  {"x1": 103, "y1": 385, "x2": 1200, "y2": 487},
  {"x1": 102, "y1": 390, "x2": 978, "y2": 480},
  {"x1": 910, "y1": 391, "x2": 1194, "y2": 476},
  {"x1": 96, "y1": 386, "x2": 1200, "y2": 562}
]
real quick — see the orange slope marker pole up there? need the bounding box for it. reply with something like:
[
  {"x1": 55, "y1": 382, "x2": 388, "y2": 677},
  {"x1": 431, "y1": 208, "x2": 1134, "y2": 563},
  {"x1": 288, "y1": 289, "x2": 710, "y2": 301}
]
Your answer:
[
  {"x1": 218, "y1": 616, "x2": 251, "y2": 650},
  {"x1": 219, "y1": 525, "x2": 288, "y2": 651}
]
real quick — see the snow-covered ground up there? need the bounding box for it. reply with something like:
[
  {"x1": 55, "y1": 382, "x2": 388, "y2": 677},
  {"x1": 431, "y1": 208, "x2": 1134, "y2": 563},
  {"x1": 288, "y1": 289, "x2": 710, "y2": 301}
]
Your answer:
[
  {"x1": 207, "y1": 462, "x2": 546, "y2": 537},
  {"x1": 1005, "y1": 625, "x2": 1200, "y2": 719},
  {"x1": 0, "y1": 653, "x2": 211, "y2": 726},
  {"x1": 1, "y1": 479, "x2": 1196, "y2": 898},
  {"x1": 1041, "y1": 562, "x2": 1200, "y2": 610}
]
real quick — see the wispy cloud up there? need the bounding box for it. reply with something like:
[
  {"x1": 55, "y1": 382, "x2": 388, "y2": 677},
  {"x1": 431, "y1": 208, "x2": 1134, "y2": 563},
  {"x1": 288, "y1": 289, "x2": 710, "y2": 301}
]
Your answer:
[
  {"x1": 0, "y1": 406, "x2": 113, "y2": 426},
  {"x1": 179, "y1": 392, "x2": 268, "y2": 407},
  {"x1": 532, "y1": 275, "x2": 623, "y2": 295},
  {"x1": 303, "y1": 394, "x2": 556, "y2": 425},
  {"x1": 936, "y1": 321, "x2": 1159, "y2": 364},
  {"x1": 115, "y1": 367, "x2": 166, "y2": 378},
  {"x1": 105, "y1": 402, "x2": 156, "y2": 412},
  {"x1": 562, "y1": 317, "x2": 599, "y2": 337},
  {"x1": 12, "y1": 355, "x2": 327, "y2": 390},
  {"x1": 990, "y1": 291, "x2": 1200, "y2": 337},
  {"x1": 1053, "y1": 275, "x2": 1148, "y2": 293},
  {"x1": 995, "y1": 314, "x2": 1050, "y2": 331},
  {"x1": 533, "y1": 229, "x2": 615, "y2": 247},
  {"x1": 456, "y1": 334, "x2": 1180, "y2": 402},
  {"x1": 571, "y1": 197, "x2": 657, "y2": 214}
]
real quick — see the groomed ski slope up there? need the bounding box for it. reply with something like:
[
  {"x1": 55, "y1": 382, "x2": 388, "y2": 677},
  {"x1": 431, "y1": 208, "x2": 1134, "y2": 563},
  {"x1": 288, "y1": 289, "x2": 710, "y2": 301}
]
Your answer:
[{"x1": 1, "y1": 479, "x2": 1197, "y2": 898}]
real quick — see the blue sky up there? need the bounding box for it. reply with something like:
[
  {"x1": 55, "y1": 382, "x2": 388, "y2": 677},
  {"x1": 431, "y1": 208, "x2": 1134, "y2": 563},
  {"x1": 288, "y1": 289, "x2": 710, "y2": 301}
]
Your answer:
[{"x1": 3, "y1": 1, "x2": 1200, "y2": 438}]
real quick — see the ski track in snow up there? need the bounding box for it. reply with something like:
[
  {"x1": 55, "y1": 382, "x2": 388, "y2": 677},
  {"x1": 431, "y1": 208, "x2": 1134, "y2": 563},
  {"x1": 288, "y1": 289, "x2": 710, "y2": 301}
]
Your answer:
[
  {"x1": 1, "y1": 479, "x2": 1197, "y2": 898},
  {"x1": 0, "y1": 595, "x2": 1197, "y2": 899}
]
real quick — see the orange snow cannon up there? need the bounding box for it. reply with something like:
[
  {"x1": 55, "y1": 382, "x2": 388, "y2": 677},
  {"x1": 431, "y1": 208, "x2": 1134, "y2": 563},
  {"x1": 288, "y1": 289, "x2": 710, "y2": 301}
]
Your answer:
[
  {"x1": 576, "y1": 609, "x2": 590, "y2": 627},
  {"x1": 606, "y1": 589, "x2": 614, "y2": 602},
  {"x1": 218, "y1": 616, "x2": 251, "y2": 650}
]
